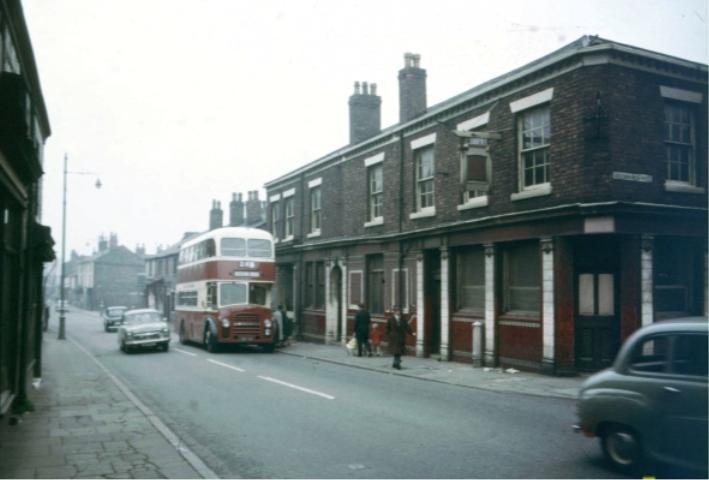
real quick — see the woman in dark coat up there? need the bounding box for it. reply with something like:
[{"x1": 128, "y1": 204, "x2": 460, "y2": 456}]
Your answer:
[
  {"x1": 353, "y1": 303, "x2": 372, "y2": 357},
  {"x1": 386, "y1": 306, "x2": 412, "y2": 369}
]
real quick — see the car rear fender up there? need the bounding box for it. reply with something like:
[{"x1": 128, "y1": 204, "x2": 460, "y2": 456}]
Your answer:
[{"x1": 579, "y1": 388, "x2": 650, "y2": 435}]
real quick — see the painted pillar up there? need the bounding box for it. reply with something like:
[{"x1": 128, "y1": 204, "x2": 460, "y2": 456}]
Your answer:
[
  {"x1": 439, "y1": 246, "x2": 450, "y2": 361},
  {"x1": 484, "y1": 244, "x2": 496, "y2": 366},
  {"x1": 415, "y1": 252, "x2": 425, "y2": 357},
  {"x1": 541, "y1": 238, "x2": 555, "y2": 374},
  {"x1": 324, "y1": 260, "x2": 337, "y2": 345},
  {"x1": 340, "y1": 261, "x2": 348, "y2": 345},
  {"x1": 641, "y1": 234, "x2": 654, "y2": 327}
]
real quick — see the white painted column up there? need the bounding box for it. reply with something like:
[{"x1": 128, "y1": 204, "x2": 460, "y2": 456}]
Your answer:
[
  {"x1": 340, "y1": 261, "x2": 348, "y2": 345},
  {"x1": 439, "y1": 247, "x2": 450, "y2": 361},
  {"x1": 324, "y1": 260, "x2": 337, "y2": 345},
  {"x1": 704, "y1": 250, "x2": 708, "y2": 317},
  {"x1": 484, "y1": 244, "x2": 496, "y2": 366},
  {"x1": 415, "y1": 252, "x2": 425, "y2": 357},
  {"x1": 541, "y1": 238, "x2": 555, "y2": 374},
  {"x1": 641, "y1": 234, "x2": 654, "y2": 327}
]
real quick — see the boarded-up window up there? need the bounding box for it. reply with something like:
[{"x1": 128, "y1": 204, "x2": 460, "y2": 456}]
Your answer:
[
  {"x1": 315, "y1": 261, "x2": 325, "y2": 308},
  {"x1": 503, "y1": 242, "x2": 540, "y2": 315},
  {"x1": 349, "y1": 271, "x2": 363, "y2": 306},
  {"x1": 655, "y1": 238, "x2": 699, "y2": 318},
  {"x1": 367, "y1": 255, "x2": 385, "y2": 314},
  {"x1": 456, "y1": 247, "x2": 484, "y2": 313}
]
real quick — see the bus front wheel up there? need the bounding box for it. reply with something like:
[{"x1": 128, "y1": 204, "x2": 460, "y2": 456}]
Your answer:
[
  {"x1": 204, "y1": 328, "x2": 219, "y2": 353},
  {"x1": 179, "y1": 322, "x2": 188, "y2": 345}
]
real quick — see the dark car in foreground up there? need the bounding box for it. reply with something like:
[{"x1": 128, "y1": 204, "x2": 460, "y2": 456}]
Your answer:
[
  {"x1": 102, "y1": 306, "x2": 128, "y2": 331},
  {"x1": 117, "y1": 309, "x2": 170, "y2": 353},
  {"x1": 575, "y1": 318, "x2": 707, "y2": 476}
]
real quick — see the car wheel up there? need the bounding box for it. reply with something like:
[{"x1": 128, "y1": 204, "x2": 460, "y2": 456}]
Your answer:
[
  {"x1": 105, "y1": 323, "x2": 109, "y2": 332},
  {"x1": 601, "y1": 425, "x2": 643, "y2": 473},
  {"x1": 162, "y1": 342, "x2": 170, "y2": 352},
  {"x1": 120, "y1": 341, "x2": 127, "y2": 353},
  {"x1": 204, "y1": 328, "x2": 219, "y2": 353},
  {"x1": 179, "y1": 323, "x2": 188, "y2": 345}
]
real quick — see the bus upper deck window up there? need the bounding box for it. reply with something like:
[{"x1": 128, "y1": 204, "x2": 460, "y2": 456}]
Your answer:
[{"x1": 221, "y1": 238, "x2": 246, "y2": 257}]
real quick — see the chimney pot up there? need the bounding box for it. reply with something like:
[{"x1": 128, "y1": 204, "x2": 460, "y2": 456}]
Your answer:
[
  {"x1": 362, "y1": 81, "x2": 369, "y2": 95},
  {"x1": 399, "y1": 52, "x2": 427, "y2": 122},
  {"x1": 371, "y1": 83, "x2": 377, "y2": 95},
  {"x1": 354, "y1": 81, "x2": 360, "y2": 94}
]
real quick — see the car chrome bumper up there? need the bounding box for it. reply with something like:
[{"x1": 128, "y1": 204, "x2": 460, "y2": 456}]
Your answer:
[{"x1": 124, "y1": 337, "x2": 169, "y2": 346}]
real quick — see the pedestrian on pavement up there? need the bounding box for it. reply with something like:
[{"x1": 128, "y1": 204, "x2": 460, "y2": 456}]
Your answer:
[
  {"x1": 353, "y1": 303, "x2": 372, "y2": 357},
  {"x1": 273, "y1": 304, "x2": 285, "y2": 346},
  {"x1": 370, "y1": 322, "x2": 383, "y2": 356},
  {"x1": 281, "y1": 305, "x2": 293, "y2": 346},
  {"x1": 386, "y1": 306, "x2": 412, "y2": 369}
]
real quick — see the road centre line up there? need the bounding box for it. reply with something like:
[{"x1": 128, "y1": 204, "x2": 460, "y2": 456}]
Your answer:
[
  {"x1": 257, "y1": 376, "x2": 335, "y2": 400},
  {"x1": 207, "y1": 358, "x2": 246, "y2": 372},
  {"x1": 175, "y1": 348, "x2": 198, "y2": 357}
]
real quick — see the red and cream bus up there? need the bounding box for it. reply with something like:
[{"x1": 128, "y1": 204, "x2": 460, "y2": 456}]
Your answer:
[{"x1": 175, "y1": 226, "x2": 278, "y2": 352}]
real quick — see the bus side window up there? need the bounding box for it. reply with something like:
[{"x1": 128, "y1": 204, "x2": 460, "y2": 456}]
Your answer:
[{"x1": 207, "y1": 282, "x2": 218, "y2": 310}]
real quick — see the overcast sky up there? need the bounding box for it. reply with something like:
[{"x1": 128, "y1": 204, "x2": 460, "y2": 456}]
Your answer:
[{"x1": 23, "y1": 0, "x2": 707, "y2": 257}]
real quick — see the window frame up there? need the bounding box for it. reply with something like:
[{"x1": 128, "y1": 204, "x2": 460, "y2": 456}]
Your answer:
[
  {"x1": 414, "y1": 145, "x2": 435, "y2": 212},
  {"x1": 270, "y1": 202, "x2": 280, "y2": 240},
  {"x1": 368, "y1": 164, "x2": 384, "y2": 222},
  {"x1": 309, "y1": 186, "x2": 321, "y2": 234},
  {"x1": 663, "y1": 101, "x2": 696, "y2": 185},
  {"x1": 284, "y1": 197, "x2": 294, "y2": 239},
  {"x1": 517, "y1": 105, "x2": 551, "y2": 192}
]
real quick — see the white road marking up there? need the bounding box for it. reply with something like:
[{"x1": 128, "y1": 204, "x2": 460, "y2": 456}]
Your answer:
[
  {"x1": 175, "y1": 348, "x2": 198, "y2": 357},
  {"x1": 257, "y1": 376, "x2": 335, "y2": 400},
  {"x1": 207, "y1": 358, "x2": 246, "y2": 372}
]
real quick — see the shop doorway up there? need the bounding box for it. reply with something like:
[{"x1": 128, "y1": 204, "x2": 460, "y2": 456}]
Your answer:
[{"x1": 424, "y1": 250, "x2": 441, "y2": 356}]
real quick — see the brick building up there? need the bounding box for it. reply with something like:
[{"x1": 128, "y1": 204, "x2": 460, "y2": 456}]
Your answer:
[
  {"x1": 66, "y1": 234, "x2": 145, "y2": 311},
  {"x1": 264, "y1": 36, "x2": 707, "y2": 374},
  {"x1": 0, "y1": 0, "x2": 54, "y2": 415}
]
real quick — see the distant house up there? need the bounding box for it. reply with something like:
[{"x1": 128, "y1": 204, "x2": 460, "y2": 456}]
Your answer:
[{"x1": 68, "y1": 234, "x2": 145, "y2": 310}]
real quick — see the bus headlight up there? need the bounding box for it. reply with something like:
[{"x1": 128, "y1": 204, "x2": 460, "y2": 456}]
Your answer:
[
  {"x1": 221, "y1": 318, "x2": 230, "y2": 329},
  {"x1": 264, "y1": 319, "x2": 272, "y2": 328}
]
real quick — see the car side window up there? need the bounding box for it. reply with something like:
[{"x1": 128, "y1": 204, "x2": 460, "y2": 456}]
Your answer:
[
  {"x1": 630, "y1": 335, "x2": 670, "y2": 373},
  {"x1": 671, "y1": 334, "x2": 708, "y2": 377}
]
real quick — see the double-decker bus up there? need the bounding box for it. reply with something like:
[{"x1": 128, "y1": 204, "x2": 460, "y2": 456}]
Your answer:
[{"x1": 175, "y1": 226, "x2": 277, "y2": 352}]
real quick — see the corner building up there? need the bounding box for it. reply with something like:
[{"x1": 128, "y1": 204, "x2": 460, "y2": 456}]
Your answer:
[{"x1": 265, "y1": 37, "x2": 708, "y2": 374}]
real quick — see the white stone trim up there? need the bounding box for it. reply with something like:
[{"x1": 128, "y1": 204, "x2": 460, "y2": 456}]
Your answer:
[
  {"x1": 641, "y1": 235, "x2": 654, "y2": 327},
  {"x1": 409, "y1": 207, "x2": 436, "y2": 219},
  {"x1": 484, "y1": 244, "x2": 495, "y2": 366},
  {"x1": 416, "y1": 255, "x2": 425, "y2": 358},
  {"x1": 306, "y1": 231, "x2": 321, "y2": 238},
  {"x1": 439, "y1": 248, "x2": 450, "y2": 361},
  {"x1": 456, "y1": 111, "x2": 490, "y2": 131},
  {"x1": 509, "y1": 87, "x2": 554, "y2": 113},
  {"x1": 282, "y1": 235, "x2": 294, "y2": 243},
  {"x1": 664, "y1": 181, "x2": 706, "y2": 194},
  {"x1": 510, "y1": 183, "x2": 552, "y2": 201},
  {"x1": 457, "y1": 195, "x2": 489, "y2": 211},
  {"x1": 282, "y1": 188, "x2": 295, "y2": 198},
  {"x1": 341, "y1": 262, "x2": 348, "y2": 344},
  {"x1": 325, "y1": 261, "x2": 335, "y2": 344},
  {"x1": 410, "y1": 133, "x2": 437, "y2": 150},
  {"x1": 541, "y1": 239, "x2": 555, "y2": 365},
  {"x1": 308, "y1": 177, "x2": 322, "y2": 188},
  {"x1": 584, "y1": 217, "x2": 615, "y2": 234},
  {"x1": 391, "y1": 268, "x2": 409, "y2": 312},
  {"x1": 660, "y1": 86, "x2": 703, "y2": 104},
  {"x1": 612, "y1": 172, "x2": 653, "y2": 183},
  {"x1": 364, "y1": 217, "x2": 384, "y2": 228},
  {"x1": 364, "y1": 152, "x2": 385, "y2": 167},
  {"x1": 269, "y1": 194, "x2": 281, "y2": 203}
]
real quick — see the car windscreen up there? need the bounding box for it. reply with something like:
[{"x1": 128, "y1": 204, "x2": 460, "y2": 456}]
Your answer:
[
  {"x1": 219, "y1": 283, "x2": 247, "y2": 306},
  {"x1": 124, "y1": 312, "x2": 162, "y2": 324},
  {"x1": 107, "y1": 308, "x2": 126, "y2": 316}
]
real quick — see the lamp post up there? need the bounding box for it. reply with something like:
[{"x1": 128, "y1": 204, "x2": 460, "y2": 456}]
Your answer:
[{"x1": 57, "y1": 153, "x2": 101, "y2": 340}]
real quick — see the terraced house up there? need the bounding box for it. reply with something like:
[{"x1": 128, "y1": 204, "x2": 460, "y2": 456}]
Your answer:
[{"x1": 265, "y1": 36, "x2": 708, "y2": 374}]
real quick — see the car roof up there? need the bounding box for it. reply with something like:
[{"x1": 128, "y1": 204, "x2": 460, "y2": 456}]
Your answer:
[{"x1": 638, "y1": 317, "x2": 708, "y2": 335}]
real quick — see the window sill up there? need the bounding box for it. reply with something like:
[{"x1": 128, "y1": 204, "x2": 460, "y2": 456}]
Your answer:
[
  {"x1": 281, "y1": 235, "x2": 294, "y2": 243},
  {"x1": 664, "y1": 181, "x2": 705, "y2": 194},
  {"x1": 409, "y1": 207, "x2": 436, "y2": 220},
  {"x1": 510, "y1": 184, "x2": 552, "y2": 201},
  {"x1": 306, "y1": 231, "x2": 321, "y2": 239},
  {"x1": 364, "y1": 217, "x2": 384, "y2": 228},
  {"x1": 457, "y1": 196, "x2": 489, "y2": 211}
]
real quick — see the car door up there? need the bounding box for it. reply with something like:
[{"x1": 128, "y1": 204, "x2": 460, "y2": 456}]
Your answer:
[{"x1": 659, "y1": 333, "x2": 709, "y2": 470}]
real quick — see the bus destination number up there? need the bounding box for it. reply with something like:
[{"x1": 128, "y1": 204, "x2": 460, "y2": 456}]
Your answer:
[{"x1": 239, "y1": 261, "x2": 257, "y2": 269}]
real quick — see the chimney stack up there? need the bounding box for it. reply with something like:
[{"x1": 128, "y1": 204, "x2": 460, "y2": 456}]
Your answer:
[
  {"x1": 246, "y1": 191, "x2": 261, "y2": 226},
  {"x1": 135, "y1": 244, "x2": 145, "y2": 256},
  {"x1": 109, "y1": 232, "x2": 118, "y2": 249},
  {"x1": 398, "y1": 53, "x2": 427, "y2": 122},
  {"x1": 209, "y1": 200, "x2": 223, "y2": 230},
  {"x1": 229, "y1": 192, "x2": 245, "y2": 226},
  {"x1": 98, "y1": 235, "x2": 108, "y2": 252},
  {"x1": 349, "y1": 80, "x2": 381, "y2": 144}
]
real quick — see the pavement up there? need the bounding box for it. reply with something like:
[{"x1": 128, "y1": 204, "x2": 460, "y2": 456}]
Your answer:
[
  {"x1": 0, "y1": 329, "x2": 585, "y2": 480},
  {"x1": 279, "y1": 339, "x2": 587, "y2": 400}
]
